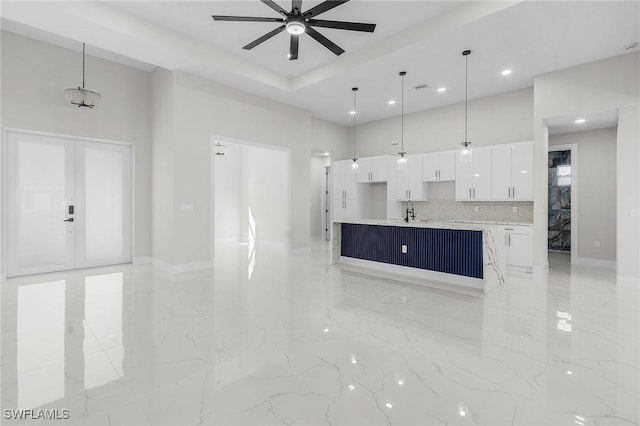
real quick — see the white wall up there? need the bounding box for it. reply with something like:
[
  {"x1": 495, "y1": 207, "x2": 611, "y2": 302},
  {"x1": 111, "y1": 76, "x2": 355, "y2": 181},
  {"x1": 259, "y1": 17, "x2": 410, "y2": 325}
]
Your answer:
[
  {"x1": 1, "y1": 32, "x2": 152, "y2": 274},
  {"x1": 550, "y1": 127, "x2": 617, "y2": 261},
  {"x1": 151, "y1": 70, "x2": 313, "y2": 268},
  {"x1": 214, "y1": 144, "x2": 242, "y2": 242},
  {"x1": 344, "y1": 88, "x2": 533, "y2": 159},
  {"x1": 535, "y1": 52, "x2": 640, "y2": 278},
  {"x1": 311, "y1": 117, "x2": 350, "y2": 159},
  {"x1": 616, "y1": 105, "x2": 640, "y2": 279}
]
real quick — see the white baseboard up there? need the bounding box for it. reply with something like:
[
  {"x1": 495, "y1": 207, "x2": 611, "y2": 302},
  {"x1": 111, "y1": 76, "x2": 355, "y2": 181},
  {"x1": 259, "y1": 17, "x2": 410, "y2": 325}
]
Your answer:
[
  {"x1": 573, "y1": 256, "x2": 616, "y2": 269},
  {"x1": 532, "y1": 262, "x2": 549, "y2": 278},
  {"x1": 151, "y1": 258, "x2": 213, "y2": 274},
  {"x1": 132, "y1": 256, "x2": 151, "y2": 265}
]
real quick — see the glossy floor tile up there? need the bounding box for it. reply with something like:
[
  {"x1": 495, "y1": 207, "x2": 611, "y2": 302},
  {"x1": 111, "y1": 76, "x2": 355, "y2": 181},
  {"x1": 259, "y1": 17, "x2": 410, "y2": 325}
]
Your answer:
[{"x1": 1, "y1": 243, "x2": 638, "y2": 425}]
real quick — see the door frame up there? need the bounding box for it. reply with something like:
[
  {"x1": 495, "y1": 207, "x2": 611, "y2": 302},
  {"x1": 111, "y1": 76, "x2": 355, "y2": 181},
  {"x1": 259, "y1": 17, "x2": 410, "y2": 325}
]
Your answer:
[
  {"x1": 3, "y1": 128, "x2": 136, "y2": 277},
  {"x1": 548, "y1": 143, "x2": 578, "y2": 264}
]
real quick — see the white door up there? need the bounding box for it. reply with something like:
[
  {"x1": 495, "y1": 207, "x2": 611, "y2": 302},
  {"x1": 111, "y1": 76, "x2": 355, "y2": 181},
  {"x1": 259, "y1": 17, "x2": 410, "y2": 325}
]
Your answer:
[
  {"x1": 6, "y1": 131, "x2": 132, "y2": 277},
  {"x1": 407, "y1": 155, "x2": 425, "y2": 200},
  {"x1": 422, "y1": 153, "x2": 439, "y2": 182},
  {"x1": 471, "y1": 147, "x2": 492, "y2": 200},
  {"x1": 491, "y1": 144, "x2": 512, "y2": 200},
  {"x1": 438, "y1": 150, "x2": 457, "y2": 181}
]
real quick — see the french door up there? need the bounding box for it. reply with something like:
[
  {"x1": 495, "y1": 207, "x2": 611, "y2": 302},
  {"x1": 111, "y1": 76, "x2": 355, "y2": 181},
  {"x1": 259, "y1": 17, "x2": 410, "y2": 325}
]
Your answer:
[{"x1": 6, "y1": 130, "x2": 132, "y2": 277}]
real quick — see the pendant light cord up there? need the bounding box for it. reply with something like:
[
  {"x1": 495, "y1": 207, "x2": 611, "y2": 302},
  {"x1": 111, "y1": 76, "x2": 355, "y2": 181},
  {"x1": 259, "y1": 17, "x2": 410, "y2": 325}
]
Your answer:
[
  {"x1": 464, "y1": 52, "x2": 468, "y2": 142},
  {"x1": 82, "y1": 43, "x2": 86, "y2": 89},
  {"x1": 353, "y1": 88, "x2": 357, "y2": 159},
  {"x1": 401, "y1": 74, "x2": 404, "y2": 153}
]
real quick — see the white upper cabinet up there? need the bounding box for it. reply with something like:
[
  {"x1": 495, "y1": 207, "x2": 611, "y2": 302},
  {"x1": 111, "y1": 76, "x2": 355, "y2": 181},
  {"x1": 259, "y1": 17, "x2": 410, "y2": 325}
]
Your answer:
[
  {"x1": 356, "y1": 156, "x2": 389, "y2": 183},
  {"x1": 396, "y1": 154, "x2": 426, "y2": 201},
  {"x1": 455, "y1": 146, "x2": 492, "y2": 200},
  {"x1": 491, "y1": 141, "x2": 533, "y2": 201},
  {"x1": 333, "y1": 160, "x2": 358, "y2": 200},
  {"x1": 422, "y1": 150, "x2": 456, "y2": 182}
]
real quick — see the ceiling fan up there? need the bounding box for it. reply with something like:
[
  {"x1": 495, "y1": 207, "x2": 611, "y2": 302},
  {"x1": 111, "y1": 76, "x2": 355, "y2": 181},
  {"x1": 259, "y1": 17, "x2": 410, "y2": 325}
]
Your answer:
[{"x1": 212, "y1": 0, "x2": 376, "y2": 60}]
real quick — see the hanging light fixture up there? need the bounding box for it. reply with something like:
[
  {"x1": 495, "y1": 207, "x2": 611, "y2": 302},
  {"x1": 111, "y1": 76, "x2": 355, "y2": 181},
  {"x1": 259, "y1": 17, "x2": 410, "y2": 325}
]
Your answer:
[
  {"x1": 397, "y1": 71, "x2": 408, "y2": 167},
  {"x1": 64, "y1": 43, "x2": 101, "y2": 108},
  {"x1": 460, "y1": 50, "x2": 472, "y2": 162},
  {"x1": 351, "y1": 87, "x2": 359, "y2": 171}
]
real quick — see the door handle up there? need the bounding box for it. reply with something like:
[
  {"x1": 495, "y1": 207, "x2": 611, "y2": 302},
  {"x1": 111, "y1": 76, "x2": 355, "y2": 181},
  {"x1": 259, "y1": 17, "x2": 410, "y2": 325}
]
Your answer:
[{"x1": 64, "y1": 218, "x2": 74, "y2": 222}]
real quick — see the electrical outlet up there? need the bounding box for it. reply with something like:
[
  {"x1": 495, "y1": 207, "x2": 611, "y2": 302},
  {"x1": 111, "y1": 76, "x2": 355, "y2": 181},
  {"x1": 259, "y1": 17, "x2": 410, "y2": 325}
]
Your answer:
[
  {"x1": 474, "y1": 206, "x2": 480, "y2": 212},
  {"x1": 401, "y1": 245, "x2": 408, "y2": 254},
  {"x1": 594, "y1": 240, "x2": 601, "y2": 248},
  {"x1": 512, "y1": 206, "x2": 518, "y2": 213}
]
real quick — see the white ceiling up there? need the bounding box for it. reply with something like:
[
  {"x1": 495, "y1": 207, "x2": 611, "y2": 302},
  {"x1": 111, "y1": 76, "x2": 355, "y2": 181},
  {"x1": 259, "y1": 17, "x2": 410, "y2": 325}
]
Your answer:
[
  {"x1": 545, "y1": 109, "x2": 619, "y2": 135},
  {"x1": 2, "y1": 1, "x2": 639, "y2": 126}
]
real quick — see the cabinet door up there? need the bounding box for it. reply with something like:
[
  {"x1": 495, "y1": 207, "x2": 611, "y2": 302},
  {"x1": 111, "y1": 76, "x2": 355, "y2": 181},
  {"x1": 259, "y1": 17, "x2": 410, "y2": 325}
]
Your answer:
[
  {"x1": 396, "y1": 166, "x2": 409, "y2": 201},
  {"x1": 355, "y1": 158, "x2": 372, "y2": 183},
  {"x1": 506, "y1": 233, "x2": 533, "y2": 267},
  {"x1": 491, "y1": 144, "x2": 512, "y2": 200},
  {"x1": 407, "y1": 155, "x2": 424, "y2": 200},
  {"x1": 344, "y1": 165, "x2": 358, "y2": 200},
  {"x1": 422, "y1": 153, "x2": 439, "y2": 182},
  {"x1": 438, "y1": 150, "x2": 457, "y2": 181},
  {"x1": 511, "y1": 142, "x2": 534, "y2": 200},
  {"x1": 472, "y1": 147, "x2": 492, "y2": 200},
  {"x1": 455, "y1": 155, "x2": 473, "y2": 200},
  {"x1": 370, "y1": 156, "x2": 388, "y2": 182},
  {"x1": 332, "y1": 160, "x2": 346, "y2": 200},
  {"x1": 344, "y1": 199, "x2": 359, "y2": 219}
]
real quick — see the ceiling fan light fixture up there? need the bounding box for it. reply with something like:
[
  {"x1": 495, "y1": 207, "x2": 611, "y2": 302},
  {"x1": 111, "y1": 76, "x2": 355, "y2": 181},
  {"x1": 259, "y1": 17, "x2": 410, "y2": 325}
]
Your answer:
[{"x1": 286, "y1": 20, "x2": 305, "y2": 35}]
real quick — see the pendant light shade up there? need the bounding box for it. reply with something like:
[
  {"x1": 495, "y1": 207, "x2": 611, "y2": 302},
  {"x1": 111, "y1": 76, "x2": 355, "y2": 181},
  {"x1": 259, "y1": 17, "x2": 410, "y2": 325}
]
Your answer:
[
  {"x1": 397, "y1": 71, "x2": 408, "y2": 168},
  {"x1": 460, "y1": 50, "x2": 472, "y2": 163},
  {"x1": 351, "y1": 87, "x2": 359, "y2": 172},
  {"x1": 64, "y1": 43, "x2": 101, "y2": 108}
]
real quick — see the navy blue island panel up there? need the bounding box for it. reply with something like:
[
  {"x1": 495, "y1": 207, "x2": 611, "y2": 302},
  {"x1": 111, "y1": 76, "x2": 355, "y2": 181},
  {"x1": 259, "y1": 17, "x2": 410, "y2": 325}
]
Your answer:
[{"x1": 340, "y1": 223, "x2": 483, "y2": 279}]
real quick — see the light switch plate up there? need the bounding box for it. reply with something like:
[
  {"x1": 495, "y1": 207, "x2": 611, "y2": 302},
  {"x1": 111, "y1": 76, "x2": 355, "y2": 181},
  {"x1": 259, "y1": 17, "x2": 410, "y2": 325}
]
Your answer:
[{"x1": 401, "y1": 245, "x2": 407, "y2": 254}]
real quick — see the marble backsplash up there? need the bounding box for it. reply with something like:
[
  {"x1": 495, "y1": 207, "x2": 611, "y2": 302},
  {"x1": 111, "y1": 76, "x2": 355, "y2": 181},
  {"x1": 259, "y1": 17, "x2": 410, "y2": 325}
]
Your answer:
[{"x1": 404, "y1": 200, "x2": 534, "y2": 223}]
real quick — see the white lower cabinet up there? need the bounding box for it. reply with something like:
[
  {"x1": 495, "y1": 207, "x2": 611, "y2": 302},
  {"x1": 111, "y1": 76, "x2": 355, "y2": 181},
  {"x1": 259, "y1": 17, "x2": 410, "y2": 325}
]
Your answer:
[{"x1": 505, "y1": 225, "x2": 533, "y2": 270}]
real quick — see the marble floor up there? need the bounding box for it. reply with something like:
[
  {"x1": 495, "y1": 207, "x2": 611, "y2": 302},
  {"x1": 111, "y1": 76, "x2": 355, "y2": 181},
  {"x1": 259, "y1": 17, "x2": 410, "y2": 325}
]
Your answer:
[{"x1": 1, "y1": 242, "x2": 638, "y2": 425}]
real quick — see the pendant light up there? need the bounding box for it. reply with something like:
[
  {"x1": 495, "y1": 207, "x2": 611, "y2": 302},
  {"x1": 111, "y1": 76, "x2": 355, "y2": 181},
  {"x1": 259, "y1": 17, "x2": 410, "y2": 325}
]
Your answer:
[
  {"x1": 460, "y1": 50, "x2": 472, "y2": 162},
  {"x1": 397, "y1": 71, "x2": 407, "y2": 167},
  {"x1": 64, "y1": 43, "x2": 102, "y2": 108},
  {"x1": 351, "y1": 87, "x2": 359, "y2": 171}
]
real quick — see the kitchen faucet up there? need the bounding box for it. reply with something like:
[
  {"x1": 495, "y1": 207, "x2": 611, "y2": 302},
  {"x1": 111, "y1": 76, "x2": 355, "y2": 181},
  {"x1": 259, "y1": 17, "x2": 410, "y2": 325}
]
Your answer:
[{"x1": 405, "y1": 200, "x2": 416, "y2": 222}]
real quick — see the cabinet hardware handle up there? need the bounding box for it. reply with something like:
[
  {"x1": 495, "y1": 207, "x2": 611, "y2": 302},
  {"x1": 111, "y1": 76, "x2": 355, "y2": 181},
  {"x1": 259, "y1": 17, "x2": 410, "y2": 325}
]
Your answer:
[
  {"x1": 469, "y1": 188, "x2": 471, "y2": 199},
  {"x1": 513, "y1": 186, "x2": 515, "y2": 198},
  {"x1": 409, "y1": 190, "x2": 411, "y2": 199},
  {"x1": 508, "y1": 234, "x2": 511, "y2": 246},
  {"x1": 473, "y1": 187, "x2": 476, "y2": 198}
]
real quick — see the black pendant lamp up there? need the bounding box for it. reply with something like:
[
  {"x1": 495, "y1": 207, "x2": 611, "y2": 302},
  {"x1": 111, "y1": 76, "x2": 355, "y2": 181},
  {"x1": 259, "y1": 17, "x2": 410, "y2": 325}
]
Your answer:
[{"x1": 460, "y1": 50, "x2": 472, "y2": 162}]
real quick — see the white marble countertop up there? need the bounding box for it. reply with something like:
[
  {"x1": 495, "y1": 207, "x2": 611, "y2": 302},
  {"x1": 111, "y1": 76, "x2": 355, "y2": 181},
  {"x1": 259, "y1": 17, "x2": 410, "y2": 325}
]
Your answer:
[
  {"x1": 449, "y1": 220, "x2": 534, "y2": 226},
  {"x1": 333, "y1": 218, "x2": 503, "y2": 231}
]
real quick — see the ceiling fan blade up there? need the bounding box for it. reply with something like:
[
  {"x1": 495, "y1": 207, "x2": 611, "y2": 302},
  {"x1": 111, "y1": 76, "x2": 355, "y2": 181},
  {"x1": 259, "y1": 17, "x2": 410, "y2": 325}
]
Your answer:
[
  {"x1": 212, "y1": 15, "x2": 284, "y2": 23},
  {"x1": 260, "y1": 0, "x2": 288, "y2": 16},
  {"x1": 289, "y1": 34, "x2": 299, "y2": 60},
  {"x1": 308, "y1": 19, "x2": 375, "y2": 32},
  {"x1": 305, "y1": 25, "x2": 345, "y2": 56},
  {"x1": 292, "y1": 0, "x2": 302, "y2": 13},
  {"x1": 243, "y1": 25, "x2": 286, "y2": 50},
  {"x1": 304, "y1": 0, "x2": 349, "y2": 17}
]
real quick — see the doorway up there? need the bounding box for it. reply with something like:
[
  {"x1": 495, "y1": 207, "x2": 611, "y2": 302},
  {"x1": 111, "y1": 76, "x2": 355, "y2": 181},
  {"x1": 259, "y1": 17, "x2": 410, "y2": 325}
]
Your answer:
[
  {"x1": 6, "y1": 130, "x2": 132, "y2": 277},
  {"x1": 548, "y1": 149, "x2": 572, "y2": 252}
]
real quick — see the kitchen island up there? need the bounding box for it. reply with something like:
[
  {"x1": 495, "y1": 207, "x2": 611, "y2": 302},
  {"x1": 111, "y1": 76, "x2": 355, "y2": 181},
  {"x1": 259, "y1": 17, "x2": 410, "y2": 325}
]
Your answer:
[{"x1": 331, "y1": 219, "x2": 505, "y2": 293}]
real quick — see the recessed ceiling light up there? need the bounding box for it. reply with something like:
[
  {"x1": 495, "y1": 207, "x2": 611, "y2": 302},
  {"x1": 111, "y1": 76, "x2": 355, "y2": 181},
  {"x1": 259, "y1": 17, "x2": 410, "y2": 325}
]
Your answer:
[
  {"x1": 388, "y1": 100, "x2": 396, "y2": 105},
  {"x1": 501, "y1": 69, "x2": 512, "y2": 76},
  {"x1": 350, "y1": 110, "x2": 356, "y2": 115},
  {"x1": 437, "y1": 87, "x2": 446, "y2": 92},
  {"x1": 574, "y1": 118, "x2": 586, "y2": 124},
  {"x1": 385, "y1": 403, "x2": 393, "y2": 409},
  {"x1": 323, "y1": 152, "x2": 330, "y2": 156}
]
